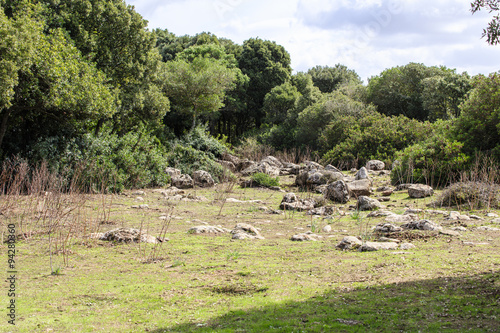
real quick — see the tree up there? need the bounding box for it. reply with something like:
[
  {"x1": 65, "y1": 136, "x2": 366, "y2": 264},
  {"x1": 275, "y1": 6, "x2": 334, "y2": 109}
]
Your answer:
[
  {"x1": 307, "y1": 64, "x2": 362, "y2": 93},
  {"x1": 367, "y1": 63, "x2": 455, "y2": 121},
  {"x1": 455, "y1": 72, "x2": 500, "y2": 158},
  {"x1": 0, "y1": 7, "x2": 116, "y2": 153},
  {"x1": 6, "y1": 0, "x2": 171, "y2": 134},
  {"x1": 421, "y1": 71, "x2": 471, "y2": 121},
  {"x1": 162, "y1": 55, "x2": 237, "y2": 130},
  {"x1": 262, "y1": 82, "x2": 301, "y2": 125},
  {"x1": 471, "y1": 0, "x2": 500, "y2": 45},
  {"x1": 238, "y1": 38, "x2": 292, "y2": 128}
]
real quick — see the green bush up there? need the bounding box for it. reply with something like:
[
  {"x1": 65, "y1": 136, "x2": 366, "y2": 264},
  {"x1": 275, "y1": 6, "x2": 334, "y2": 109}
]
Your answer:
[
  {"x1": 321, "y1": 113, "x2": 432, "y2": 169},
  {"x1": 390, "y1": 121, "x2": 470, "y2": 187},
  {"x1": 31, "y1": 130, "x2": 170, "y2": 192},
  {"x1": 166, "y1": 144, "x2": 226, "y2": 182},
  {"x1": 250, "y1": 172, "x2": 279, "y2": 187},
  {"x1": 180, "y1": 124, "x2": 230, "y2": 158}
]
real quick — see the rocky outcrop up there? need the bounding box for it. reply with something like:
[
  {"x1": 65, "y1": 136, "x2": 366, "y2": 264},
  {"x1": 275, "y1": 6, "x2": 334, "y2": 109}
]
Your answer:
[
  {"x1": 171, "y1": 174, "x2": 194, "y2": 189},
  {"x1": 279, "y1": 193, "x2": 315, "y2": 212},
  {"x1": 193, "y1": 170, "x2": 215, "y2": 188}
]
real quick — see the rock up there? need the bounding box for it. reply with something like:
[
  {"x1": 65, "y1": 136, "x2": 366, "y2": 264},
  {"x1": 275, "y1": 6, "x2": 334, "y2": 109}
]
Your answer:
[
  {"x1": 360, "y1": 241, "x2": 399, "y2": 251},
  {"x1": 322, "y1": 225, "x2": 332, "y2": 233},
  {"x1": 476, "y1": 226, "x2": 500, "y2": 231},
  {"x1": 325, "y1": 180, "x2": 350, "y2": 204},
  {"x1": 280, "y1": 200, "x2": 315, "y2": 212},
  {"x1": 132, "y1": 190, "x2": 146, "y2": 196},
  {"x1": 399, "y1": 243, "x2": 416, "y2": 250},
  {"x1": 395, "y1": 184, "x2": 413, "y2": 191},
  {"x1": 193, "y1": 170, "x2": 215, "y2": 188},
  {"x1": 231, "y1": 223, "x2": 265, "y2": 240},
  {"x1": 451, "y1": 226, "x2": 467, "y2": 231},
  {"x1": 325, "y1": 164, "x2": 342, "y2": 173},
  {"x1": 260, "y1": 156, "x2": 283, "y2": 168},
  {"x1": 218, "y1": 160, "x2": 236, "y2": 172},
  {"x1": 491, "y1": 218, "x2": 500, "y2": 224},
  {"x1": 307, "y1": 170, "x2": 344, "y2": 186},
  {"x1": 385, "y1": 214, "x2": 419, "y2": 223},
  {"x1": 377, "y1": 197, "x2": 391, "y2": 202},
  {"x1": 440, "y1": 229, "x2": 461, "y2": 237},
  {"x1": 408, "y1": 184, "x2": 434, "y2": 198},
  {"x1": 382, "y1": 189, "x2": 393, "y2": 196},
  {"x1": 486, "y1": 213, "x2": 499, "y2": 218},
  {"x1": 469, "y1": 215, "x2": 483, "y2": 220},
  {"x1": 241, "y1": 161, "x2": 280, "y2": 177},
  {"x1": 100, "y1": 228, "x2": 160, "y2": 244},
  {"x1": 374, "y1": 223, "x2": 403, "y2": 233},
  {"x1": 347, "y1": 179, "x2": 372, "y2": 197},
  {"x1": 402, "y1": 219, "x2": 442, "y2": 231},
  {"x1": 305, "y1": 161, "x2": 323, "y2": 170},
  {"x1": 367, "y1": 210, "x2": 394, "y2": 217},
  {"x1": 281, "y1": 162, "x2": 301, "y2": 175},
  {"x1": 188, "y1": 225, "x2": 229, "y2": 234},
  {"x1": 236, "y1": 159, "x2": 254, "y2": 172},
  {"x1": 165, "y1": 167, "x2": 182, "y2": 178},
  {"x1": 366, "y1": 160, "x2": 385, "y2": 171},
  {"x1": 355, "y1": 167, "x2": 370, "y2": 180},
  {"x1": 306, "y1": 206, "x2": 336, "y2": 216},
  {"x1": 221, "y1": 152, "x2": 241, "y2": 165},
  {"x1": 378, "y1": 237, "x2": 400, "y2": 243},
  {"x1": 171, "y1": 174, "x2": 194, "y2": 189},
  {"x1": 357, "y1": 196, "x2": 383, "y2": 211},
  {"x1": 290, "y1": 233, "x2": 320, "y2": 241},
  {"x1": 336, "y1": 236, "x2": 363, "y2": 250}
]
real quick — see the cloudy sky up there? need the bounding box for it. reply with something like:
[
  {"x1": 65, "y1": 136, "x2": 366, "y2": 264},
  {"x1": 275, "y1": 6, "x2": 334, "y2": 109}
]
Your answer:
[{"x1": 125, "y1": 0, "x2": 500, "y2": 82}]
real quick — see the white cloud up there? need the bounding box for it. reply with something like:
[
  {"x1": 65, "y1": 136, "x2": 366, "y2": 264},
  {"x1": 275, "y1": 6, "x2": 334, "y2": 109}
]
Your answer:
[{"x1": 126, "y1": 0, "x2": 500, "y2": 79}]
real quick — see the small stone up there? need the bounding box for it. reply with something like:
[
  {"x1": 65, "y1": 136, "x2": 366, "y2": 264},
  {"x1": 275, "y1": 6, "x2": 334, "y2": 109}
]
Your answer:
[
  {"x1": 440, "y1": 229, "x2": 460, "y2": 237},
  {"x1": 322, "y1": 225, "x2": 332, "y2": 233},
  {"x1": 399, "y1": 243, "x2": 415, "y2": 250}
]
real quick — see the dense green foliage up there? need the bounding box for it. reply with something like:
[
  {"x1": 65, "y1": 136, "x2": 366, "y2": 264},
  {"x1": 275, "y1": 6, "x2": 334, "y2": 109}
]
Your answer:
[{"x1": 1, "y1": 0, "x2": 499, "y2": 191}]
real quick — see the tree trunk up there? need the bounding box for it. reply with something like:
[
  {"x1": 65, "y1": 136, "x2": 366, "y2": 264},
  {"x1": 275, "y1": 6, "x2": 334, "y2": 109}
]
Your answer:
[{"x1": 0, "y1": 108, "x2": 12, "y2": 150}]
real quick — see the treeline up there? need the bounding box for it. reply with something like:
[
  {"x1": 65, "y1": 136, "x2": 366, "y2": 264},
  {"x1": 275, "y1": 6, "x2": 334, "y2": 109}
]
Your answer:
[{"x1": 1, "y1": 0, "x2": 499, "y2": 190}]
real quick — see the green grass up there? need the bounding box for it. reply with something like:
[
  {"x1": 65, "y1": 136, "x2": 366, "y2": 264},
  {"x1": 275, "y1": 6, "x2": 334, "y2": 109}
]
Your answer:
[{"x1": 1, "y1": 175, "x2": 499, "y2": 332}]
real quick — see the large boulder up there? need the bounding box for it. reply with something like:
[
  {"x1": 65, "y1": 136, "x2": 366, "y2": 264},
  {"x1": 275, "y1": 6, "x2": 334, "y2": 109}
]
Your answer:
[
  {"x1": 408, "y1": 184, "x2": 434, "y2": 198},
  {"x1": 366, "y1": 160, "x2": 385, "y2": 171},
  {"x1": 241, "y1": 159, "x2": 280, "y2": 177},
  {"x1": 357, "y1": 196, "x2": 383, "y2": 211},
  {"x1": 261, "y1": 156, "x2": 283, "y2": 168},
  {"x1": 171, "y1": 174, "x2": 194, "y2": 189},
  {"x1": 325, "y1": 180, "x2": 350, "y2": 204},
  {"x1": 301, "y1": 170, "x2": 344, "y2": 187},
  {"x1": 347, "y1": 179, "x2": 372, "y2": 197},
  {"x1": 193, "y1": 170, "x2": 215, "y2": 188}
]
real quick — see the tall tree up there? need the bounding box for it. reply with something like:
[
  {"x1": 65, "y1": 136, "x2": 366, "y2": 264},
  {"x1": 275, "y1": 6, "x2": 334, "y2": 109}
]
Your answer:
[
  {"x1": 0, "y1": 6, "x2": 116, "y2": 153},
  {"x1": 307, "y1": 64, "x2": 362, "y2": 93},
  {"x1": 162, "y1": 49, "x2": 237, "y2": 130},
  {"x1": 238, "y1": 38, "x2": 292, "y2": 128},
  {"x1": 6, "y1": 0, "x2": 170, "y2": 134},
  {"x1": 471, "y1": 0, "x2": 500, "y2": 45}
]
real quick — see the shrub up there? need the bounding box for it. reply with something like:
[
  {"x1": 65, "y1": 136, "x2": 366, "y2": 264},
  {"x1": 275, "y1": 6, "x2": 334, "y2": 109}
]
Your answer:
[
  {"x1": 390, "y1": 121, "x2": 470, "y2": 187},
  {"x1": 166, "y1": 144, "x2": 226, "y2": 182},
  {"x1": 30, "y1": 130, "x2": 170, "y2": 192},
  {"x1": 430, "y1": 182, "x2": 500, "y2": 210},
  {"x1": 250, "y1": 172, "x2": 279, "y2": 188},
  {"x1": 180, "y1": 124, "x2": 230, "y2": 158},
  {"x1": 321, "y1": 113, "x2": 432, "y2": 169}
]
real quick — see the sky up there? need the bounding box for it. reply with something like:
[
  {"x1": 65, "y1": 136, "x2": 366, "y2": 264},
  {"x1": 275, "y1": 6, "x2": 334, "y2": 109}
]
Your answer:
[{"x1": 125, "y1": 0, "x2": 500, "y2": 82}]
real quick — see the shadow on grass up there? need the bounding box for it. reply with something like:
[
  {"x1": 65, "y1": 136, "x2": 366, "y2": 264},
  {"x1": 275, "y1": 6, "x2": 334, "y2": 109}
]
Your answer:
[{"x1": 153, "y1": 271, "x2": 499, "y2": 332}]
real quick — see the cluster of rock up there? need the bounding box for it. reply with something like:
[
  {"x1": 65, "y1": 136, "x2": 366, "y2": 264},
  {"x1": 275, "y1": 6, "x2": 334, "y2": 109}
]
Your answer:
[
  {"x1": 188, "y1": 223, "x2": 264, "y2": 240},
  {"x1": 166, "y1": 167, "x2": 215, "y2": 189},
  {"x1": 91, "y1": 228, "x2": 163, "y2": 244}
]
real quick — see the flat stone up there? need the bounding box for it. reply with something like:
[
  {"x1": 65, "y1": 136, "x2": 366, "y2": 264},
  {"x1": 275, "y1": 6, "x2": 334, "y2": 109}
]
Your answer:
[
  {"x1": 440, "y1": 229, "x2": 461, "y2": 237},
  {"x1": 359, "y1": 242, "x2": 399, "y2": 251}
]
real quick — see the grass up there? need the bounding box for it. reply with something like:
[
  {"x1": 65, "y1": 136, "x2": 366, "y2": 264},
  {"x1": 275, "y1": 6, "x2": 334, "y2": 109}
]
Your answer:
[{"x1": 1, "y1": 165, "x2": 499, "y2": 332}]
